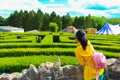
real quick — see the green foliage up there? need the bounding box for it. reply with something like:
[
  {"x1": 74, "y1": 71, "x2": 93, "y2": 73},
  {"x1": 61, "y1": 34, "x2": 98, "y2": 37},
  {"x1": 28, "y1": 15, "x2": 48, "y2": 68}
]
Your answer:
[
  {"x1": 0, "y1": 16, "x2": 7, "y2": 26},
  {"x1": 34, "y1": 9, "x2": 44, "y2": 31},
  {"x1": 0, "y1": 9, "x2": 119, "y2": 32},
  {"x1": 86, "y1": 14, "x2": 92, "y2": 28},
  {"x1": 42, "y1": 13, "x2": 50, "y2": 31},
  {"x1": 107, "y1": 18, "x2": 120, "y2": 25},
  {"x1": 0, "y1": 55, "x2": 78, "y2": 72},
  {"x1": 73, "y1": 16, "x2": 84, "y2": 29},
  {"x1": 41, "y1": 35, "x2": 53, "y2": 43},
  {"x1": 0, "y1": 32, "x2": 119, "y2": 72},
  {"x1": 91, "y1": 16, "x2": 106, "y2": 30},
  {"x1": 49, "y1": 22, "x2": 58, "y2": 32},
  {"x1": 62, "y1": 13, "x2": 72, "y2": 29},
  {"x1": 0, "y1": 43, "x2": 76, "y2": 49},
  {"x1": 0, "y1": 48, "x2": 75, "y2": 57},
  {"x1": 0, "y1": 39, "x2": 32, "y2": 43},
  {"x1": 60, "y1": 36, "x2": 75, "y2": 43}
]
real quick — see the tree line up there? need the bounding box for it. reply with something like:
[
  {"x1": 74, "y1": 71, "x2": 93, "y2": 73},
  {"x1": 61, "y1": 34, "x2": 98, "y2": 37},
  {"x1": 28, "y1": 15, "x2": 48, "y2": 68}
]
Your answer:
[{"x1": 0, "y1": 9, "x2": 120, "y2": 31}]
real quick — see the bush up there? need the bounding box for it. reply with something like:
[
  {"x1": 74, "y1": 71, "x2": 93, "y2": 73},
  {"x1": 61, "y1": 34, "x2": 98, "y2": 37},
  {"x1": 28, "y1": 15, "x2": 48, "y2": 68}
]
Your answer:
[
  {"x1": 0, "y1": 32, "x2": 120, "y2": 72},
  {"x1": 0, "y1": 55, "x2": 78, "y2": 72},
  {"x1": 49, "y1": 22, "x2": 58, "y2": 32}
]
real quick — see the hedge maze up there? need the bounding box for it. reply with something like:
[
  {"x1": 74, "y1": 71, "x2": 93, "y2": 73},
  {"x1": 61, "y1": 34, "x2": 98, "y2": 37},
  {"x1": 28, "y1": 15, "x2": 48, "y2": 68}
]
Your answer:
[{"x1": 0, "y1": 32, "x2": 119, "y2": 73}]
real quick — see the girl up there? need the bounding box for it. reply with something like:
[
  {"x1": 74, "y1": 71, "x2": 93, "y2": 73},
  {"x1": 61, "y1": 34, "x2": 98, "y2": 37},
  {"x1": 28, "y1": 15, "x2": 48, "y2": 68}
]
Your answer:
[{"x1": 75, "y1": 30, "x2": 104, "y2": 80}]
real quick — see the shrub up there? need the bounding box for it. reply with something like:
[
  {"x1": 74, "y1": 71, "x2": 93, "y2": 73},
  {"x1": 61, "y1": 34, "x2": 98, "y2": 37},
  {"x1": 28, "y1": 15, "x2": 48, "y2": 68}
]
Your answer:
[{"x1": 49, "y1": 22, "x2": 58, "y2": 32}]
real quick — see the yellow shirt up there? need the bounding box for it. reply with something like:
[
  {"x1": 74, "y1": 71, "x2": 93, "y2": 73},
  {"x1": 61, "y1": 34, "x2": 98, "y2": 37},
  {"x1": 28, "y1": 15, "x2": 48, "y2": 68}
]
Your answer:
[{"x1": 75, "y1": 41, "x2": 104, "y2": 80}]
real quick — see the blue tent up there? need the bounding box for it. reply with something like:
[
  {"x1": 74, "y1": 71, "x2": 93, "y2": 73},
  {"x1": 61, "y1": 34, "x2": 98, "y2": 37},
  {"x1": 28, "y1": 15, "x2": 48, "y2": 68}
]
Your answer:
[{"x1": 95, "y1": 22, "x2": 120, "y2": 34}]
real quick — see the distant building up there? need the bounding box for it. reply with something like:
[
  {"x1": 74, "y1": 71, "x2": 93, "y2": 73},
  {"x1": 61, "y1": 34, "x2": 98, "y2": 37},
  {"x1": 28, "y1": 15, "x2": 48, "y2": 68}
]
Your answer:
[
  {"x1": 62, "y1": 26, "x2": 78, "y2": 33},
  {"x1": 87, "y1": 28, "x2": 97, "y2": 34},
  {"x1": 0, "y1": 26, "x2": 24, "y2": 32},
  {"x1": 27, "y1": 30, "x2": 39, "y2": 32}
]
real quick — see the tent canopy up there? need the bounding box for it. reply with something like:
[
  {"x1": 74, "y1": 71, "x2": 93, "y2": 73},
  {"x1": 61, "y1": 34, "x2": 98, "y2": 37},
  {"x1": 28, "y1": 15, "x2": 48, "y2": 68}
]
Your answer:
[{"x1": 95, "y1": 22, "x2": 120, "y2": 34}]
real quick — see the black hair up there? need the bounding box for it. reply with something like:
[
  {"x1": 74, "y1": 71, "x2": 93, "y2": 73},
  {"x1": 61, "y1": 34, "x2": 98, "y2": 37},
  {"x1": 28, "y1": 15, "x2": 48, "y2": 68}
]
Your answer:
[{"x1": 76, "y1": 30, "x2": 88, "y2": 50}]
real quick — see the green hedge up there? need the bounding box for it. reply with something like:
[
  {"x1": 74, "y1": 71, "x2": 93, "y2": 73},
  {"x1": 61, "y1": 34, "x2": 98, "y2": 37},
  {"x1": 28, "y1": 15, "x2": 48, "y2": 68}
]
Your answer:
[
  {"x1": 0, "y1": 48, "x2": 75, "y2": 57},
  {"x1": 0, "y1": 43, "x2": 77, "y2": 49},
  {"x1": 0, "y1": 47, "x2": 119, "y2": 58},
  {"x1": 0, "y1": 32, "x2": 119, "y2": 72},
  {"x1": 41, "y1": 35, "x2": 53, "y2": 43},
  {"x1": 0, "y1": 39, "x2": 32, "y2": 43},
  {"x1": 60, "y1": 36, "x2": 75, "y2": 43},
  {"x1": 0, "y1": 55, "x2": 78, "y2": 72},
  {"x1": 94, "y1": 45, "x2": 120, "y2": 52}
]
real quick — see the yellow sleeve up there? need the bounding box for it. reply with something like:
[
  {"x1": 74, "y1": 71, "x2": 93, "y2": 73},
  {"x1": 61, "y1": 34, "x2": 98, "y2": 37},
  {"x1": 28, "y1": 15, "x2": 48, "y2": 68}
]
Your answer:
[
  {"x1": 90, "y1": 44, "x2": 95, "y2": 53},
  {"x1": 89, "y1": 41, "x2": 96, "y2": 53},
  {"x1": 75, "y1": 50, "x2": 85, "y2": 65}
]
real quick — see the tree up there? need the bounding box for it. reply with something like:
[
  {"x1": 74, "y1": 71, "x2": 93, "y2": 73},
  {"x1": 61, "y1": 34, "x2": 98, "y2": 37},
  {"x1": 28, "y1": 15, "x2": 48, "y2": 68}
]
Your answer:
[
  {"x1": 78, "y1": 16, "x2": 83, "y2": 29},
  {"x1": 92, "y1": 16, "x2": 106, "y2": 30},
  {"x1": 34, "y1": 9, "x2": 44, "y2": 31},
  {"x1": 49, "y1": 22, "x2": 58, "y2": 32},
  {"x1": 50, "y1": 11, "x2": 62, "y2": 31},
  {"x1": 62, "y1": 13, "x2": 72, "y2": 29},
  {"x1": 0, "y1": 16, "x2": 7, "y2": 26},
  {"x1": 56, "y1": 15, "x2": 62, "y2": 31},
  {"x1": 7, "y1": 11, "x2": 19, "y2": 27},
  {"x1": 27, "y1": 10, "x2": 36, "y2": 31},
  {"x1": 80, "y1": 16, "x2": 84, "y2": 29},
  {"x1": 73, "y1": 16, "x2": 78, "y2": 28},
  {"x1": 42, "y1": 13, "x2": 50, "y2": 31},
  {"x1": 107, "y1": 18, "x2": 120, "y2": 25},
  {"x1": 50, "y1": 11, "x2": 57, "y2": 22},
  {"x1": 7, "y1": 10, "x2": 23, "y2": 28},
  {"x1": 22, "y1": 10, "x2": 29, "y2": 31},
  {"x1": 91, "y1": 19, "x2": 97, "y2": 28},
  {"x1": 86, "y1": 14, "x2": 92, "y2": 28},
  {"x1": 18, "y1": 10, "x2": 23, "y2": 28},
  {"x1": 73, "y1": 16, "x2": 84, "y2": 29},
  {"x1": 6, "y1": 9, "x2": 112, "y2": 31},
  {"x1": 82, "y1": 16, "x2": 86, "y2": 29},
  {"x1": 66, "y1": 13, "x2": 72, "y2": 26}
]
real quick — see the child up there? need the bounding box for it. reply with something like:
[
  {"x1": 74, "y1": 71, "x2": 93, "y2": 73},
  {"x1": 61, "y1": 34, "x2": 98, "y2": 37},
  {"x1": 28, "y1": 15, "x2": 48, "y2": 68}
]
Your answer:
[{"x1": 75, "y1": 30, "x2": 104, "y2": 80}]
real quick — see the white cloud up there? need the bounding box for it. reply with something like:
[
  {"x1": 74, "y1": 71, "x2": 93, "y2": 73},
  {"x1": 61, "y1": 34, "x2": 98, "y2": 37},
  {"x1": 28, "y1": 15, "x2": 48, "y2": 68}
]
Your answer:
[
  {"x1": 0, "y1": 0, "x2": 48, "y2": 17},
  {"x1": 0, "y1": 0, "x2": 46, "y2": 11},
  {"x1": 68, "y1": 0, "x2": 120, "y2": 8},
  {"x1": 50, "y1": 0, "x2": 54, "y2": 3},
  {"x1": 0, "y1": 0, "x2": 120, "y2": 18},
  {"x1": 86, "y1": 9, "x2": 110, "y2": 17},
  {"x1": 44, "y1": 0, "x2": 120, "y2": 17},
  {"x1": 97, "y1": 0, "x2": 120, "y2": 7},
  {"x1": 67, "y1": 0, "x2": 120, "y2": 17},
  {"x1": 45, "y1": 4, "x2": 65, "y2": 7},
  {"x1": 43, "y1": 7, "x2": 71, "y2": 15}
]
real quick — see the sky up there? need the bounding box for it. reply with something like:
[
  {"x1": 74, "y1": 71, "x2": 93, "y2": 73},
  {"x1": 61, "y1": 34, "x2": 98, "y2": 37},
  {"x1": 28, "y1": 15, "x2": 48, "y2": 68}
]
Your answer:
[{"x1": 0, "y1": 0, "x2": 120, "y2": 18}]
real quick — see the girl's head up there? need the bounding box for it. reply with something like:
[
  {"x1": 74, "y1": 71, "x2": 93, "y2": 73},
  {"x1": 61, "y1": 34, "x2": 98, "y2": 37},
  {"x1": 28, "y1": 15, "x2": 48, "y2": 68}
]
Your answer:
[
  {"x1": 75, "y1": 30, "x2": 86, "y2": 40},
  {"x1": 75, "y1": 30, "x2": 87, "y2": 50}
]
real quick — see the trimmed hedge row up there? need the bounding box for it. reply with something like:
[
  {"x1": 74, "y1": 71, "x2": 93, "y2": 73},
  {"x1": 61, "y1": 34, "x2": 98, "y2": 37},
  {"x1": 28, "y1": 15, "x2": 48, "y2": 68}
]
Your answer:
[
  {"x1": 93, "y1": 45, "x2": 120, "y2": 52},
  {"x1": 0, "y1": 48, "x2": 75, "y2": 57},
  {"x1": 0, "y1": 55, "x2": 78, "y2": 72},
  {"x1": 0, "y1": 47, "x2": 119, "y2": 58},
  {"x1": 0, "y1": 33, "x2": 119, "y2": 59},
  {"x1": 60, "y1": 36, "x2": 75, "y2": 43},
  {"x1": 91, "y1": 41, "x2": 120, "y2": 46},
  {"x1": 0, "y1": 32, "x2": 120, "y2": 72},
  {"x1": 0, "y1": 43, "x2": 77, "y2": 49},
  {"x1": 41, "y1": 35, "x2": 53, "y2": 43},
  {"x1": 0, "y1": 39, "x2": 32, "y2": 43}
]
